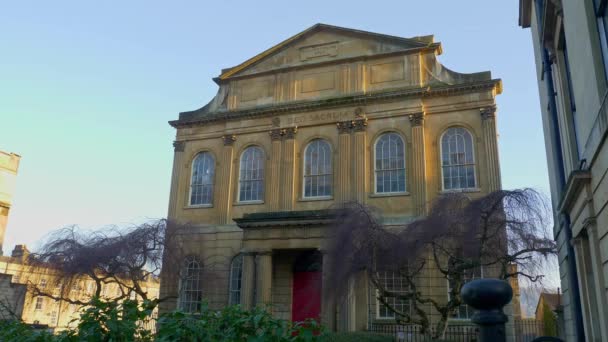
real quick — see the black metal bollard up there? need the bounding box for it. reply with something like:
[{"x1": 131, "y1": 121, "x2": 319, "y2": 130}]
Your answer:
[{"x1": 461, "y1": 278, "x2": 513, "y2": 342}]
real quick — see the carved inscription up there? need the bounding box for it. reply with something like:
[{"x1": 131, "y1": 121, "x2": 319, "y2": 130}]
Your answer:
[
  {"x1": 284, "y1": 110, "x2": 351, "y2": 126},
  {"x1": 300, "y1": 42, "x2": 338, "y2": 61}
]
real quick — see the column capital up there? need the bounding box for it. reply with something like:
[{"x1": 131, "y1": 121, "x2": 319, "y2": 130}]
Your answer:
[
  {"x1": 269, "y1": 128, "x2": 283, "y2": 141},
  {"x1": 408, "y1": 112, "x2": 425, "y2": 127},
  {"x1": 283, "y1": 127, "x2": 298, "y2": 140},
  {"x1": 351, "y1": 118, "x2": 368, "y2": 132},
  {"x1": 336, "y1": 121, "x2": 351, "y2": 134},
  {"x1": 173, "y1": 141, "x2": 185, "y2": 152},
  {"x1": 480, "y1": 105, "x2": 497, "y2": 120},
  {"x1": 222, "y1": 134, "x2": 237, "y2": 146}
]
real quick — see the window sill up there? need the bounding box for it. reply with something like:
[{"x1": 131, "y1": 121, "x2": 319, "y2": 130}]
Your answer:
[
  {"x1": 233, "y1": 200, "x2": 264, "y2": 206},
  {"x1": 369, "y1": 192, "x2": 410, "y2": 198},
  {"x1": 298, "y1": 196, "x2": 333, "y2": 202},
  {"x1": 439, "y1": 188, "x2": 481, "y2": 194},
  {"x1": 184, "y1": 204, "x2": 213, "y2": 209}
]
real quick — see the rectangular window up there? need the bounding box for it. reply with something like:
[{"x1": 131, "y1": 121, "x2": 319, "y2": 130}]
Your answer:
[
  {"x1": 594, "y1": 0, "x2": 608, "y2": 80},
  {"x1": 447, "y1": 266, "x2": 483, "y2": 319},
  {"x1": 40, "y1": 279, "x2": 47, "y2": 289},
  {"x1": 35, "y1": 297, "x2": 44, "y2": 310},
  {"x1": 376, "y1": 271, "x2": 412, "y2": 319}
]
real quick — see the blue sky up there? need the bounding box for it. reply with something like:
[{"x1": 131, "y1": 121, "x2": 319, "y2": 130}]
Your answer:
[{"x1": 0, "y1": 1, "x2": 548, "y2": 254}]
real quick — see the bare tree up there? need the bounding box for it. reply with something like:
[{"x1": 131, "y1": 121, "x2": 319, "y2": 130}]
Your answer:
[
  {"x1": 328, "y1": 189, "x2": 557, "y2": 339},
  {"x1": 25, "y1": 219, "x2": 184, "y2": 307}
]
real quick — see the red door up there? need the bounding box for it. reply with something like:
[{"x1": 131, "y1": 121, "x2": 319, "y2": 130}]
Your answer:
[{"x1": 291, "y1": 271, "x2": 322, "y2": 322}]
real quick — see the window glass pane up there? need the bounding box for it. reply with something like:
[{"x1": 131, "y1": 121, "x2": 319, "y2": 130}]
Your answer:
[
  {"x1": 441, "y1": 128, "x2": 476, "y2": 190},
  {"x1": 179, "y1": 257, "x2": 202, "y2": 313},
  {"x1": 190, "y1": 153, "x2": 215, "y2": 205},
  {"x1": 239, "y1": 147, "x2": 264, "y2": 201},
  {"x1": 229, "y1": 255, "x2": 243, "y2": 305},
  {"x1": 375, "y1": 133, "x2": 406, "y2": 193},
  {"x1": 303, "y1": 140, "x2": 332, "y2": 197},
  {"x1": 376, "y1": 271, "x2": 411, "y2": 319}
]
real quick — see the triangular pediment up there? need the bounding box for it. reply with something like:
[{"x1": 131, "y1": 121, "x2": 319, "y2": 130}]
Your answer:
[{"x1": 218, "y1": 23, "x2": 436, "y2": 81}]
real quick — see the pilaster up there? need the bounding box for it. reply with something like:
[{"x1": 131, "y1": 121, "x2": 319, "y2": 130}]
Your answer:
[
  {"x1": 167, "y1": 141, "x2": 185, "y2": 219},
  {"x1": 280, "y1": 127, "x2": 297, "y2": 211},
  {"x1": 352, "y1": 118, "x2": 368, "y2": 202},
  {"x1": 336, "y1": 122, "x2": 352, "y2": 203},
  {"x1": 321, "y1": 250, "x2": 336, "y2": 331},
  {"x1": 480, "y1": 106, "x2": 502, "y2": 191},
  {"x1": 409, "y1": 113, "x2": 427, "y2": 216},
  {"x1": 240, "y1": 252, "x2": 256, "y2": 309},
  {"x1": 268, "y1": 129, "x2": 283, "y2": 211},
  {"x1": 256, "y1": 251, "x2": 273, "y2": 307},
  {"x1": 217, "y1": 135, "x2": 236, "y2": 224}
]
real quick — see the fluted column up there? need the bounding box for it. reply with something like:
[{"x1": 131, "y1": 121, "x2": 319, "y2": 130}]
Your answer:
[
  {"x1": 480, "y1": 106, "x2": 502, "y2": 191},
  {"x1": 409, "y1": 113, "x2": 427, "y2": 216},
  {"x1": 167, "y1": 141, "x2": 185, "y2": 219},
  {"x1": 336, "y1": 122, "x2": 352, "y2": 204},
  {"x1": 256, "y1": 251, "x2": 273, "y2": 307},
  {"x1": 321, "y1": 250, "x2": 336, "y2": 331},
  {"x1": 240, "y1": 252, "x2": 256, "y2": 309},
  {"x1": 268, "y1": 129, "x2": 282, "y2": 211},
  {"x1": 280, "y1": 127, "x2": 297, "y2": 211},
  {"x1": 217, "y1": 135, "x2": 236, "y2": 224},
  {"x1": 352, "y1": 118, "x2": 368, "y2": 203}
]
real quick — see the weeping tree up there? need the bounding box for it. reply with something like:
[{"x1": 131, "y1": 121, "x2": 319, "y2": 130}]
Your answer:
[
  {"x1": 25, "y1": 219, "x2": 184, "y2": 306},
  {"x1": 328, "y1": 189, "x2": 556, "y2": 339}
]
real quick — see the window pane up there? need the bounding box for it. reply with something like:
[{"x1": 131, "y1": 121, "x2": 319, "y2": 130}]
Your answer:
[
  {"x1": 375, "y1": 133, "x2": 406, "y2": 193},
  {"x1": 239, "y1": 147, "x2": 264, "y2": 201},
  {"x1": 441, "y1": 128, "x2": 476, "y2": 190},
  {"x1": 190, "y1": 153, "x2": 215, "y2": 205},
  {"x1": 304, "y1": 140, "x2": 332, "y2": 197}
]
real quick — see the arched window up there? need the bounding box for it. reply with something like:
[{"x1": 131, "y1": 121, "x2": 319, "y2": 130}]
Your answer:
[
  {"x1": 228, "y1": 254, "x2": 243, "y2": 305},
  {"x1": 441, "y1": 127, "x2": 476, "y2": 190},
  {"x1": 238, "y1": 147, "x2": 265, "y2": 202},
  {"x1": 375, "y1": 133, "x2": 406, "y2": 193},
  {"x1": 303, "y1": 139, "x2": 332, "y2": 198},
  {"x1": 190, "y1": 152, "x2": 215, "y2": 205},
  {"x1": 178, "y1": 256, "x2": 202, "y2": 313}
]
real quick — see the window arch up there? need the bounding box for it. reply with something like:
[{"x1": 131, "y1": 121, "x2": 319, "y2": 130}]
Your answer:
[
  {"x1": 441, "y1": 127, "x2": 476, "y2": 190},
  {"x1": 178, "y1": 256, "x2": 202, "y2": 313},
  {"x1": 303, "y1": 139, "x2": 332, "y2": 198},
  {"x1": 228, "y1": 254, "x2": 243, "y2": 305},
  {"x1": 238, "y1": 146, "x2": 265, "y2": 202},
  {"x1": 190, "y1": 152, "x2": 215, "y2": 205},
  {"x1": 374, "y1": 133, "x2": 406, "y2": 193}
]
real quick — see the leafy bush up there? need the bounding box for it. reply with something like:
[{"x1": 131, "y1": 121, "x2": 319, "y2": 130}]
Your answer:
[{"x1": 0, "y1": 300, "x2": 326, "y2": 341}]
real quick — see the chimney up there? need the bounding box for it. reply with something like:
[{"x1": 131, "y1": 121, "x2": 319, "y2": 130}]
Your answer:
[{"x1": 11, "y1": 244, "x2": 30, "y2": 260}]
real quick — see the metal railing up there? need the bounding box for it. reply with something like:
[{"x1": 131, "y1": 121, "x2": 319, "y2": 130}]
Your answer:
[
  {"x1": 369, "y1": 323, "x2": 479, "y2": 341},
  {"x1": 514, "y1": 319, "x2": 545, "y2": 342}
]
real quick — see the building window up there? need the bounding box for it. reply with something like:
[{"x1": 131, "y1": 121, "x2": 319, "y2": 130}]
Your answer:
[
  {"x1": 594, "y1": 0, "x2": 608, "y2": 80},
  {"x1": 35, "y1": 297, "x2": 44, "y2": 311},
  {"x1": 238, "y1": 147, "x2": 265, "y2": 202},
  {"x1": 447, "y1": 266, "x2": 483, "y2": 319},
  {"x1": 376, "y1": 271, "x2": 412, "y2": 319},
  {"x1": 441, "y1": 127, "x2": 476, "y2": 190},
  {"x1": 303, "y1": 139, "x2": 332, "y2": 198},
  {"x1": 178, "y1": 256, "x2": 202, "y2": 313},
  {"x1": 228, "y1": 254, "x2": 243, "y2": 305},
  {"x1": 39, "y1": 279, "x2": 47, "y2": 289},
  {"x1": 190, "y1": 152, "x2": 215, "y2": 206},
  {"x1": 375, "y1": 133, "x2": 406, "y2": 194}
]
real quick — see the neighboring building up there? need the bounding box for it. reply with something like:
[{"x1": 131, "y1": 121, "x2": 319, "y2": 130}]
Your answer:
[
  {"x1": 160, "y1": 23, "x2": 506, "y2": 334},
  {"x1": 0, "y1": 150, "x2": 21, "y2": 256},
  {"x1": 519, "y1": 1, "x2": 608, "y2": 341},
  {"x1": 0, "y1": 244, "x2": 160, "y2": 330},
  {"x1": 535, "y1": 292, "x2": 561, "y2": 322}
]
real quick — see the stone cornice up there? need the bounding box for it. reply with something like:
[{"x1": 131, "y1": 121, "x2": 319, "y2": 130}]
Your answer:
[
  {"x1": 170, "y1": 79, "x2": 501, "y2": 129},
  {"x1": 234, "y1": 209, "x2": 337, "y2": 229},
  {"x1": 480, "y1": 105, "x2": 497, "y2": 120}
]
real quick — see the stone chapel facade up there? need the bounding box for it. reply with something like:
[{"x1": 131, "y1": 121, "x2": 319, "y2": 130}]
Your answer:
[{"x1": 159, "y1": 24, "x2": 504, "y2": 332}]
